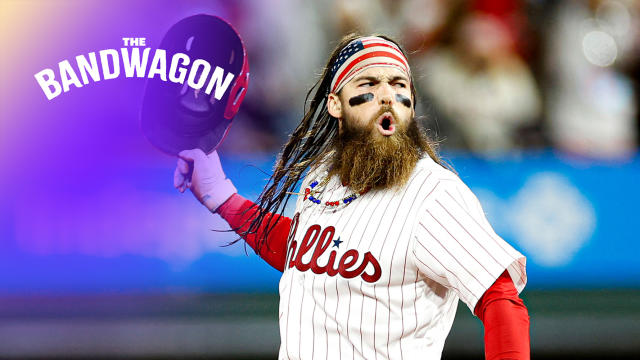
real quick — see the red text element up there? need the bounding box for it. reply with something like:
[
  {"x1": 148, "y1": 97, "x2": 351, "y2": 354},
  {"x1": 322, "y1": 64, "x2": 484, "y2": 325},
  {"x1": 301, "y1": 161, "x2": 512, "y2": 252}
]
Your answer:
[{"x1": 286, "y1": 220, "x2": 381, "y2": 283}]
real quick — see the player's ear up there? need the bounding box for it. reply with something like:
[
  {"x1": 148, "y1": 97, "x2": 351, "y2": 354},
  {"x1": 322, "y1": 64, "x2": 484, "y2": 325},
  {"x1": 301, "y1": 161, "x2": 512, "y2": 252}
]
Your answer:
[
  {"x1": 327, "y1": 92, "x2": 343, "y2": 133},
  {"x1": 327, "y1": 92, "x2": 343, "y2": 119}
]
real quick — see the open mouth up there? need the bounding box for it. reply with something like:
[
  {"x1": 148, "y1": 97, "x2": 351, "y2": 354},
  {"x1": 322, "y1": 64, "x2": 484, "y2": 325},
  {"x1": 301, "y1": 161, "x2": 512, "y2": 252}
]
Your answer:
[
  {"x1": 382, "y1": 117, "x2": 391, "y2": 130},
  {"x1": 376, "y1": 113, "x2": 395, "y2": 135}
]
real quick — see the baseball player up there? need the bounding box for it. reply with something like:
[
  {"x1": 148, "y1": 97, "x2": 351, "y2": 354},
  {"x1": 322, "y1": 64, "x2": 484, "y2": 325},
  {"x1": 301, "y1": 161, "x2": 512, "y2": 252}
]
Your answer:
[{"x1": 175, "y1": 34, "x2": 530, "y2": 359}]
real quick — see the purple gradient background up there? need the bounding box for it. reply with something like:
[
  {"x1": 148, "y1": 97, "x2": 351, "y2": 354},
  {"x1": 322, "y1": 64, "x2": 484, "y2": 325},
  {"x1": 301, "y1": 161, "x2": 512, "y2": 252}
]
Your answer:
[
  {"x1": 2, "y1": 0, "x2": 639, "y2": 296},
  {"x1": 0, "y1": 0, "x2": 284, "y2": 294}
]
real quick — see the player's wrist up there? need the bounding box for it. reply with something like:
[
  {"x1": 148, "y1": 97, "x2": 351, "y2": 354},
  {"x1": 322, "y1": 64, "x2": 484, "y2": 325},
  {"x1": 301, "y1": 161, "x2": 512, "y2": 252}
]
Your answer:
[{"x1": 200, "y1": 178, "x2": 238, "y2": 213}]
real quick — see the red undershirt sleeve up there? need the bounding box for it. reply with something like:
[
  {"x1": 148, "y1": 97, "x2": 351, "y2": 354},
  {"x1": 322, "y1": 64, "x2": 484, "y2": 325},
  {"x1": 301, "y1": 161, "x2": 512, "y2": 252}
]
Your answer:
[
  {"x1": 215, "y1": 193, "x2": 292, "y2": 272},
  {"x1": 474, "y1": 270, "x2": 531, "y2": 360}
]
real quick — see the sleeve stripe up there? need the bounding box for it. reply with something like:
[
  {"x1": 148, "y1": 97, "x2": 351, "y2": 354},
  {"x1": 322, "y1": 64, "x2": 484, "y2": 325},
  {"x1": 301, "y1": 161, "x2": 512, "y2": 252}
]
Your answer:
[
  {"x1": 411, "y1": 247, "x2": 469, "y2": 300},
  {"x1": 443, "y1": 189, "x2": 513, "y2": 258},
  {"x1": 414, "y1": 229, "x2": 481, "y2": 305},
  {"x1": 455, "y1": 185, "x2": 470, "y2": 211},
  {"x1": 417, "y1": 221, "x2": 487, "y2": 291},
  {"x1": 433, "y1": 199, "x2": 508, "y2": 272},
  {"x1": 426, "y1": 206, "x2": 496, "y2": 279},
  {"x1": 443, "y1": 190, "x2": 526, "y2": 281}
]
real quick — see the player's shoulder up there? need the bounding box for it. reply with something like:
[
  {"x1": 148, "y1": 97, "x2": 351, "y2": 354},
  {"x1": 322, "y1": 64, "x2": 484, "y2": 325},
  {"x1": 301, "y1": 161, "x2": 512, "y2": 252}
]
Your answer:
[
  {"x1": 413, "y1": 155, "x2": 460, "y2": 185},
  {"x1": 412, "y1": 155, "x2": 478, "y2": 201},
  {"x1": 413, "y1": 156, "x2": 489, "y2": 218}
]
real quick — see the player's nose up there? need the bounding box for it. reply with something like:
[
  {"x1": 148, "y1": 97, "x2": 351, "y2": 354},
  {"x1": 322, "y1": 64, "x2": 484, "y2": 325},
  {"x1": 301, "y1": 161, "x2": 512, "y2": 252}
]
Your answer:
[{"x1": 378, "y1": 82, "x2": 395, "y2": 107}]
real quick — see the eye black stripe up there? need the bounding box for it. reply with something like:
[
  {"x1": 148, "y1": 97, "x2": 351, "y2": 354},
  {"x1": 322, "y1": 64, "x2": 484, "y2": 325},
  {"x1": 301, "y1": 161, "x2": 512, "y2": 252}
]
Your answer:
[
  {"x1": 348, "y1": 93, "x2": 374, "y2": 107},
  {"x1": 396, "y1": 94, "x2": 411, "y2": 108}
]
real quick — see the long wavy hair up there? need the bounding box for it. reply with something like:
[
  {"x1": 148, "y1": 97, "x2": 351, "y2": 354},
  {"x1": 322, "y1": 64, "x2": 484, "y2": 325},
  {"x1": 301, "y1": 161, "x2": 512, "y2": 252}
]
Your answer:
[{"x1": 226, "y1": 33, "x2": 445, "y2": 255}]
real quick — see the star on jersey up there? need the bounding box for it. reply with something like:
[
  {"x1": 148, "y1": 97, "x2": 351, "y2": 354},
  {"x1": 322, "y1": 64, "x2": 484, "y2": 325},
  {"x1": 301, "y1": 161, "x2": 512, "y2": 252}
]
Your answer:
[{"x1": 332, "y1": 237, "x2": 343, "y2": 248}]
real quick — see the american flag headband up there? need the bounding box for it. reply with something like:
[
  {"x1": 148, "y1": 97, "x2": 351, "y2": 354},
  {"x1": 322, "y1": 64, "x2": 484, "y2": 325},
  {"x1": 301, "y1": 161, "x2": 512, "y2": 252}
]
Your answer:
[{"x1": 328, "y1": 36, "x2": 411, "y2": 95}]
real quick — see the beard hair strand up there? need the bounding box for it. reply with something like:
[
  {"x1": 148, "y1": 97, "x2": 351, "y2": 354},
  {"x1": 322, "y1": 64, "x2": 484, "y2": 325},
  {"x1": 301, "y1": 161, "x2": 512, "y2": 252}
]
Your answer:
[{"x1": 327, "y1": 108, "x2": 426, "y2": 193}]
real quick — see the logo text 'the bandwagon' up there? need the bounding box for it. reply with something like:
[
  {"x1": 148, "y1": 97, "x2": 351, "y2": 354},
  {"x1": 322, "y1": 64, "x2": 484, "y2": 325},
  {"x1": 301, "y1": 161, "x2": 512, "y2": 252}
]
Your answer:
[{"x1": 34, "y1": 37, "x2": 235, "y2": 101}]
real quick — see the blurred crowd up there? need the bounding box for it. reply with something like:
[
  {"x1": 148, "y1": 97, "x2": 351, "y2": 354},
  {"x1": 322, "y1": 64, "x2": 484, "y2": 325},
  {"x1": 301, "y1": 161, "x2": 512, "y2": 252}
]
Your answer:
[{"x1": 218, "y1": 0, "x2": 640, "y2": 161}]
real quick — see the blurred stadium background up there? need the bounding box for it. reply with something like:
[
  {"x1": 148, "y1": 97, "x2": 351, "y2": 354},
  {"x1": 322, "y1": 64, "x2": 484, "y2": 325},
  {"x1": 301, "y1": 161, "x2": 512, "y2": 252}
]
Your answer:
[{"x1": 0, "y1": 0, "x2": 639, "y2": 358}]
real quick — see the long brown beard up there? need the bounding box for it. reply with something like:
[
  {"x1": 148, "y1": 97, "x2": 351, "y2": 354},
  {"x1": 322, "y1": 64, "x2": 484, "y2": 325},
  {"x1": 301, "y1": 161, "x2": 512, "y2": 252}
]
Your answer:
[{"x1": 327, "y1": 106, "x2": 428, "y2": 193}]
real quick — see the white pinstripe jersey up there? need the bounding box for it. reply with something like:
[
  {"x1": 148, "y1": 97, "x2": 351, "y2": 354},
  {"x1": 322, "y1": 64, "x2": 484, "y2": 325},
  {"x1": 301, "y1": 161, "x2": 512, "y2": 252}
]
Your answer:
[{"x1": 278, "y1": 155, "x2": 527, "y2": 360}]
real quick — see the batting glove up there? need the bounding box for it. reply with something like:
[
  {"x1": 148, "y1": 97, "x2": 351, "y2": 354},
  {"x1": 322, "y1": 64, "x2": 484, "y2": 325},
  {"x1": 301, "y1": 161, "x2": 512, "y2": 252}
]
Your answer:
[{"x1": 174, "y1": 149, "x2": 237, "y2": 212}]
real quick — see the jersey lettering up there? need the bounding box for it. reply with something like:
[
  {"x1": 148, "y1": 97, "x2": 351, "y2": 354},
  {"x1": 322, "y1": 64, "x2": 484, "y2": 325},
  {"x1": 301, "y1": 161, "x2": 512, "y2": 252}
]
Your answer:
[{"x1": 287, "y1": 220, "x2": 382, "y2": 283}]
